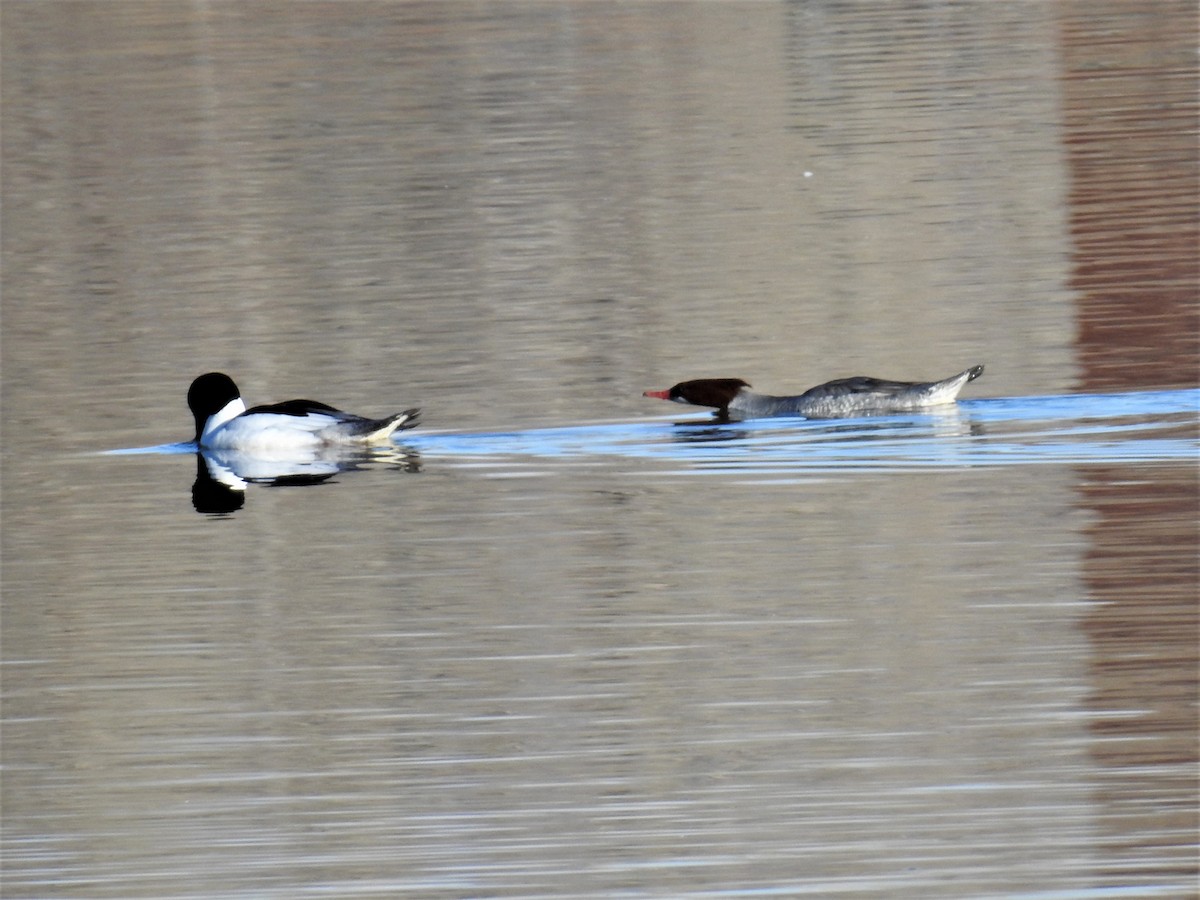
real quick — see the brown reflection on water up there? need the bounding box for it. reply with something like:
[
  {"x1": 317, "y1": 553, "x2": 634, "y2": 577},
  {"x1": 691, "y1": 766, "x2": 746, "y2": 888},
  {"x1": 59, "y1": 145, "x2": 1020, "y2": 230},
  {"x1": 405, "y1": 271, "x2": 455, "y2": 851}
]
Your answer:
[
  {"x1": 1078, "y1": 468, "x2": 1199, "y2": 880},
  {"x1": 1059, "y1": 0, "x2": 1200, "y2": 884}
]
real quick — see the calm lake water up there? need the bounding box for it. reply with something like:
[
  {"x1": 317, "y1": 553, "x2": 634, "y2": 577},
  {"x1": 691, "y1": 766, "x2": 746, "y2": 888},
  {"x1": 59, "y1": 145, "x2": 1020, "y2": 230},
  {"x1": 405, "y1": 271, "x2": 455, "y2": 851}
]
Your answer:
[{"x1": 3, "y1": 2, "x2": 1197, "y2": 898}]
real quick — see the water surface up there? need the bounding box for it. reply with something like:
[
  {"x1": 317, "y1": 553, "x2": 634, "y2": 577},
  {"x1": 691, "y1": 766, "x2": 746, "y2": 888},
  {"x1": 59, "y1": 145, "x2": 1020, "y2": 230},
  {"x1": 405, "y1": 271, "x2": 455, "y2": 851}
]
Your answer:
[{"x1": 3, "y1": 2, "x2": 1196, "y2": 898}]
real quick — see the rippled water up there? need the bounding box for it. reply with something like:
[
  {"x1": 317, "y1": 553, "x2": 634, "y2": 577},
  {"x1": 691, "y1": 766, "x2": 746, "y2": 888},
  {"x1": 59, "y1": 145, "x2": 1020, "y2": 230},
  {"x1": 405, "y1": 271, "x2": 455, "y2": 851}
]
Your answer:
[
  {"x1": 413, "y1": 389, "x2": 1200, "y2": 472},
  {"x1": 113, "y1": 388, "x2": 1199, "y2": 488},
  {"x1": 3, "y1": 2, "x2": 1197, "y2": 898}
]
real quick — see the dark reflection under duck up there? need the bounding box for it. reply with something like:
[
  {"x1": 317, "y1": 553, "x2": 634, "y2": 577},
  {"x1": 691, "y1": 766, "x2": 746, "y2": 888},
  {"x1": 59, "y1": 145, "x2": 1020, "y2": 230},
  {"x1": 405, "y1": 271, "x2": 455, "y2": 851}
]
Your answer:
[
  {"x1": 666, "y1": 421, "x2": 753, "y2": 443},
  {"x1": 665, "y1": 403, "x2": 980, "y2": 443},
  {"x1": 191, "y1": 445, "x2": 421, "y2": 516}
]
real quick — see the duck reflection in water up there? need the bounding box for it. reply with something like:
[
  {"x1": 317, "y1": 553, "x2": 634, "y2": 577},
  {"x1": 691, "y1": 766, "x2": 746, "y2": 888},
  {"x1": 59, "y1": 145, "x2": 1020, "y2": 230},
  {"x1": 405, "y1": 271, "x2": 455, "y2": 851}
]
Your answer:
[
  {"x1": 661, "y1": 405, "x2": 983, "y2": 454},
  {"x1": 191, "y1": 446, "x2": 421, "y2": 515},
  {"x1": 668, "y1": 421, "x2": 752, "y2": 443}
]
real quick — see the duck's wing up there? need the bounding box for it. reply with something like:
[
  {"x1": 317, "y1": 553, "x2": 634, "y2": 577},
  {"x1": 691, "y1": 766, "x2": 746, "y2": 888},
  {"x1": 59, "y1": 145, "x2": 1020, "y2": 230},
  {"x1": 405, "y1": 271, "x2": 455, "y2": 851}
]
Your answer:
[
  {"x1": 244, "y1": 399, "x2": 341, "y2": 417},
  {"x1": 799, "y1": 376, "x2": 919, "y2": 400}
]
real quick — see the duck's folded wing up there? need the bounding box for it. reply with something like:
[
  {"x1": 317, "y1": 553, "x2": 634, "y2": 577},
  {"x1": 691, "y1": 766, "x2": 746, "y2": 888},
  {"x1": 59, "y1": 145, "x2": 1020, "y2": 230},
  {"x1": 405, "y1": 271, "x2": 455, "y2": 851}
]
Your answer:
[{"x1": 245, "y1": 399, "x2": 341, "y2": 416}]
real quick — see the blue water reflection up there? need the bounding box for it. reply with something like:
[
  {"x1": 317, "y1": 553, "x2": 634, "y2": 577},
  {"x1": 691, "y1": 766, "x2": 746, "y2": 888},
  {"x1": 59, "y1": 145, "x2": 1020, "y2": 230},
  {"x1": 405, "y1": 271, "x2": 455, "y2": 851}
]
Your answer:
[
  {"x1": 109, "y1": 389, "x2": 1198, "y2": 482},
  {"x1": 408, "y1": 389, "x2": 1198, "y2": 474}
]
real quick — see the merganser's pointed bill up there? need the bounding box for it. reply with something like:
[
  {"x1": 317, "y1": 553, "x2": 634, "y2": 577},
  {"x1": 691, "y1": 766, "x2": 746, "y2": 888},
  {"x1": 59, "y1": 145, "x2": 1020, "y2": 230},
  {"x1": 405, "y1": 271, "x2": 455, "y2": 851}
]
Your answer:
[{"x1": 187, "y1": 372, "x2": 420, "y2": 452}]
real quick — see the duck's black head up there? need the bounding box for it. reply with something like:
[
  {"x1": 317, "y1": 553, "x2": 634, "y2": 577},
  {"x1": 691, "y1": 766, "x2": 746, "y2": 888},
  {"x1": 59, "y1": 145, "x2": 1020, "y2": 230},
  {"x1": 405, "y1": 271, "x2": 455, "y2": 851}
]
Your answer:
[{"x1": 187, "y1": 372, "x2": 241, "y2": 441}]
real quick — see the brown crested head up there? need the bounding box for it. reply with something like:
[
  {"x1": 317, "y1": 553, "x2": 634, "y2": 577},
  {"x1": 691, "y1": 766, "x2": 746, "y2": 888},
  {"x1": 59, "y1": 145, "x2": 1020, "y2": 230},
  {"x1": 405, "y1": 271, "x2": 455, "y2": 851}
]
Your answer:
[{"x1": 643, "y1": 378, "x2": 750, "y2": 412}]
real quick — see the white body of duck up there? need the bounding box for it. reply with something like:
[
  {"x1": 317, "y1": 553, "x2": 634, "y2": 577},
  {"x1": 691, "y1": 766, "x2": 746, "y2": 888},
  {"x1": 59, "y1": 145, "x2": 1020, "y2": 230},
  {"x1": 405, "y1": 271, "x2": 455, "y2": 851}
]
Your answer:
[{"x1": 188, "y1": 372, "x2": 419, "y2": 452}]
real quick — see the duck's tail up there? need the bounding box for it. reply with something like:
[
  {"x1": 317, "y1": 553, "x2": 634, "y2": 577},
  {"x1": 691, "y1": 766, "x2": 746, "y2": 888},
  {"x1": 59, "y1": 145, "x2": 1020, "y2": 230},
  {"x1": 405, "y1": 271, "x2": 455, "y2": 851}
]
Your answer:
[
  {"x1": 927, "y1": 365, "x2": 984, "y2": 404},
  {"x1": 359, "y1": 408, "x2": 421, "y2": 444}
]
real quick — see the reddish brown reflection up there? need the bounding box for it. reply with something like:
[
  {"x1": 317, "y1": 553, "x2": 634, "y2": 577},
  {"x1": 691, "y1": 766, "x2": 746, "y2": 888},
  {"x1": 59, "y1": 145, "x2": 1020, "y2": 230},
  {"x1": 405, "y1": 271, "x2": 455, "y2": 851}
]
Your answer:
[{"x1": 1060, "y1": 0, "x2": 1199, "y2": 883}]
